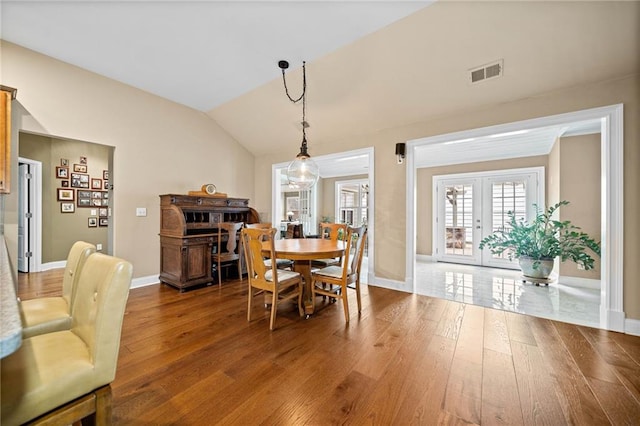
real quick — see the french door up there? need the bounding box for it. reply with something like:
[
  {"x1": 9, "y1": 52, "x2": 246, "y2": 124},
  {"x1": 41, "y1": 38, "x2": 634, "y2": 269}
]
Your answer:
[{"x1": 433, "y1": 167, "x2": 544, "y2": 268}]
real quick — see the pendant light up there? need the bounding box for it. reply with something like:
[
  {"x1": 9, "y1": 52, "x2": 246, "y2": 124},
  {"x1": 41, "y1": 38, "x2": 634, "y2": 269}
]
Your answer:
[{"x1": 279, "y1": 60, "x2": 319, "y2": 190}]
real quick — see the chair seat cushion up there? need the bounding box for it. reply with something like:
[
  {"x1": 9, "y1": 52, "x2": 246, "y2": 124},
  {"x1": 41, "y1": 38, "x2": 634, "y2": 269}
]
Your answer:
[
  {"x1": 264, "y1": 258, "x2": 293, "y2": 268},
  {"x1": 1, "y1": 330, "x2": 108, "y2": 425},
  {"x1": 312, "y1": 265, "x2": 352, "y2": 279},
  {"x1": 265, "y1": 269, "x2": 300, "y2": 282},
  {"x1": 20, "y1": 297, "x2": 72, "y2": 339},
  {"x1": 310, "y1": 258, "x2": 340, "y2": 268}
]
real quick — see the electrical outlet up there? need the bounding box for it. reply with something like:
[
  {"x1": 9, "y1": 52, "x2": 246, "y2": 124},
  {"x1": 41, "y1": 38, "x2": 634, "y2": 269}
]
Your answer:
[
  {"x1": 96, "y1": 243, "x2": 103, "y2": 251},
  {"x1": 136, "y1": 207, "x2": 147, "y2": 217}
]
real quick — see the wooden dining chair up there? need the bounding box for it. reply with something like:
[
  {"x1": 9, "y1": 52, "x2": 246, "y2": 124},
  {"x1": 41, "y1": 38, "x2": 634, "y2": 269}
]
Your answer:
[
  {"x1": 311, "y1": 225, "x2": 368, "y2": 322},
  {"x1": 285, "y1": 223, "x2": 305, "y2": 239},
  {"x1": 246, "y1": 222, "x2": 293, "y2": 270},
  {"x1": 241, "y1": 227, "x2": 303, "y2": 330},
  {"x1": 311, "y1": 222, "x2": 348, "y2": 269},
  {"x1": 212, "y1": 222, "x2": 244, "y2": 287}
]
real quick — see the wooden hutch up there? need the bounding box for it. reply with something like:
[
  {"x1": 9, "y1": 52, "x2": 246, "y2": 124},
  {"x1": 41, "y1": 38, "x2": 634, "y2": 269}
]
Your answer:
[{"x1": 159, "y1": 194, "x2": 259, "y2": 291}]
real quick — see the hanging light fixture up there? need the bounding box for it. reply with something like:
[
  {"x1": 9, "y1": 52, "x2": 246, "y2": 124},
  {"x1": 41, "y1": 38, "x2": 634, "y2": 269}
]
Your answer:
[{"x1": 279, "y1": 60, "x2": 319, "y2": 190}]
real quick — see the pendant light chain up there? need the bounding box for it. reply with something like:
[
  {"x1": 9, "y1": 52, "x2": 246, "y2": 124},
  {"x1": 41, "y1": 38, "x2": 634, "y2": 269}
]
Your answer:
[{"x1": 281, "y1": 61, "x2": 309, "y2": 152}]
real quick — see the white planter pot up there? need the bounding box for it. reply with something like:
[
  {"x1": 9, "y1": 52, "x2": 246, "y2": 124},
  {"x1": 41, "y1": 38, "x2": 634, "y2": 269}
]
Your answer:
[{"x1": 519, "y1": 256, "x2": 554, "y2": 279}]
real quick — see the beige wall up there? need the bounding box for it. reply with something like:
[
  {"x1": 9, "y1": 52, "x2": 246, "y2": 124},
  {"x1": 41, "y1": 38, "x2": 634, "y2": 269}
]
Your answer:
[
  {"x1": 1, "y1": 41, "x2": 255, "y2": 278},
  {"x1": 19, "y1": 133, "x2": 110, "y2": 262},
  {"x1": 416, "y1": 155, "x2": 548, "y2": 256},
  {"x1": 557, "y1": 134, "x2": 601, "y2": 279}
]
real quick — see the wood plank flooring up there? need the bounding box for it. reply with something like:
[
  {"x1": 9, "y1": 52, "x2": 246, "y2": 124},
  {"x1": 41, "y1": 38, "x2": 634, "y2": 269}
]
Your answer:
[{"x1": 17, "y1": 270, "x2": 640, "y2": 425}]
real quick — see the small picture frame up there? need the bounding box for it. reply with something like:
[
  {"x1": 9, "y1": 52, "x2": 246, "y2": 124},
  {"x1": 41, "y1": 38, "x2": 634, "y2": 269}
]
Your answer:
[
  {"x1": 73, "y1": 164, "x2": 87, "y2": 173},
  {"x1": 91, "y1": 199, "x2": 102, "y2": 207},
  {"x1": 103, "y1": 170, "x2": 109, "y2": 180},
  {"x1": 80, "y1": 156, "x2": 87, "y2": 165},
  {"x1": 57, "y1": 188, "x2": 74, "y2": 201},
  {"x1": 88, "y1": 217, "x2": 97, "y2": 228},
  {"x1": 98, "y1": 208, "x2": 108, "y2": 217},
  {"x1": 61, "y1": 180, "x2": 69, "y2": 188},
  {"x1": 92, "y1": 191, "x2": 102, "y2": 199},
  {"x1": 56, "y1": 166, "x2": 69, "y2": 179},
  {"x1": 61, "y1": 158, "x2": 69, "y2": 167},
  {"x1": 99, "y1": 217, "x2": 109, "y2": 227},
  {"x1": 91, "y1": 178, "x2": 102, "y2": 189},
  {"x1": 60, "y1": 202, "x2": 75, "y2": 213},
  {"x1": 78, "y1": 198, "x2": 91, "y2": 208}
]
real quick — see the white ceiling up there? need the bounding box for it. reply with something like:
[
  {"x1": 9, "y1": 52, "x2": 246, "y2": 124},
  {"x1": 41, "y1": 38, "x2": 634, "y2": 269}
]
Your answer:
[
  {"x1": 1, "y1": 1, "x2": 638, "y2": 178},
  {"x1": 0, "y1": 0, "x2": 430, "y2": 111}
]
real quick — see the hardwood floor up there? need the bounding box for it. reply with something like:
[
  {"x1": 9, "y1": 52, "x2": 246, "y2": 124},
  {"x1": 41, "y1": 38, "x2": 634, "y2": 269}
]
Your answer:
[{"x1": 17, "y1": 270, "x2": 640, "y2": 425}]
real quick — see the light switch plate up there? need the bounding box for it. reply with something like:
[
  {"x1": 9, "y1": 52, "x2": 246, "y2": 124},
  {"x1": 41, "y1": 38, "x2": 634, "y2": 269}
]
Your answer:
[{"x1": 136, "y1": 207, "x2": 147, "y2": 217}]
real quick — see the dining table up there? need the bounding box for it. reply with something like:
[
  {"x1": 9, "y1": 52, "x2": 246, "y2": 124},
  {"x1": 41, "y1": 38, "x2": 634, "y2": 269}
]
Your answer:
[{"x1": 265, "y1": 238, "x2": 347, "y2": 315}]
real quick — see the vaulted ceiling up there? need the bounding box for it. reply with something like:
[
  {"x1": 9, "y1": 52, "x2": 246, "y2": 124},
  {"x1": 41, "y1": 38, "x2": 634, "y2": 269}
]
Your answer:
[{"x1": 2, "y1": 1, "x2": 638, "y2": 166}]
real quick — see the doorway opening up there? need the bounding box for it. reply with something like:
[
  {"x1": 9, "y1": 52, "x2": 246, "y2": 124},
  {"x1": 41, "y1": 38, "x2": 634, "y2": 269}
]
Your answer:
[
  {"x1": 272, "y1": 147, "x2": 375, "y2": 281},
  {"x1": 406, "y1": 104, "x2": 624, "y2": 332}
]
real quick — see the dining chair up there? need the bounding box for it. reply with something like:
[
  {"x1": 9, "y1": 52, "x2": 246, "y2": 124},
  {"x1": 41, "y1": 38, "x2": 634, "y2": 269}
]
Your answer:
[
  {"x1": 285, "y1": 223, "x2": 305, "y2": 239},
  {"x1": 1, "y1": 253, "x2": 133, "y2": 425},
  {"x1": 311, "y1": 222, "x2": 348, "y2": 269},
  {"x1": 311, "y1": 225, "x2": 368, "y2": 322},
  {"x1": 242, "y1": 227, "x2": 303, "y2": 330},
  {"x1": 246, "y1": 222, "x2": 293, "y2": 270},
  {"x1": 213, "y1": 222, "x2": 244, "y2": 287},
  {"x1": 20, "y1": 241, "x2": 96, "y2": 338}
]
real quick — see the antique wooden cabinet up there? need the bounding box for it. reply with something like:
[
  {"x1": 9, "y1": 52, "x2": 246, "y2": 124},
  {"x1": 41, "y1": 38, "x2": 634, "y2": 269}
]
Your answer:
[{"x1": 159, "y1": 194, "x2": 258, "y2": 291}]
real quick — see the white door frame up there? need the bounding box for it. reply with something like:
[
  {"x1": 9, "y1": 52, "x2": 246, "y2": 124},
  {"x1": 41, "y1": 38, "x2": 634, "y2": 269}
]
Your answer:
[
  {"x1": 406, "y1": 104, "x2": 624, "y2": 332},
  {"x1": 18, "y1": 157, "x2": 43, "y2": 272}
]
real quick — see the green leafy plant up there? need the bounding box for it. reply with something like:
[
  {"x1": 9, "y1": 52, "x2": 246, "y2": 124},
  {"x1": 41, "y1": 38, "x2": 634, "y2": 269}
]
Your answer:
[{"x1": 478, "y1": 201, "x2": 601, "y2": 270}]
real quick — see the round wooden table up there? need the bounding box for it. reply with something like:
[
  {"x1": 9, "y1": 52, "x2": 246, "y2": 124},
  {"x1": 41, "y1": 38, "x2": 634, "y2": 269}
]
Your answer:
[{"x1": 267, "y1": 239, "x2": 346, "y2": 315}]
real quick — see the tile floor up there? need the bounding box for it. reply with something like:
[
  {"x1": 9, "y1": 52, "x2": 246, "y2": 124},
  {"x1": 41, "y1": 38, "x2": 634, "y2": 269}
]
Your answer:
[{"x1": 414, "y1": 260, "x2": 601, "y2": 328}]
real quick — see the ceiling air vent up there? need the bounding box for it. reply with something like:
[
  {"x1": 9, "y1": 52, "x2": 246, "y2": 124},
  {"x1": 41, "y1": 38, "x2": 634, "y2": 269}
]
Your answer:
[{"x1": 469, "y1": 59, "x2": 503, "y2": 83}]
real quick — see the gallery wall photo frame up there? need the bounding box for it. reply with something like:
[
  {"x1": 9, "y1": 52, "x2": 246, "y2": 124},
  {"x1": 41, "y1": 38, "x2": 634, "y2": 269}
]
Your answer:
[
  {"x1": 91, "y1": 178, "x2": 102, "y2": 189},
  {"x1": 103, "y1": 170, "x2": 109, "y2": 180},
  {"x1": 73, "y1": 164, "x2": 87, "y2": 173},
  {"x1": 61, "y1": 158, "x2": 69, "y2": 167},
  {"x1": 60, "y1": 202, "x2": 75, "y2": 213},
  {"x1": 99, "y1": 217, "x2": 108, "y2": 227},
  {"x1": 56, "y1": 166, "x2": 69, "y2": 179},
  {"x1": 77, "y1": 190, "x2": 91, "y2": 208},
  {"x1": 71, "y1": 173, "x2": 90, "y2": 188},
  {"x1": 61, "y1": 180, "x2": 69, "y2": 187},
  {"x1": 88, "y1": 217, "x2": 97, "y2": 228},
  {"x1": 57, "y1": 188, "x2": 74, "y2": 201},
  {"x1": 98, "y1": 208, "x2": 108, "y2": 217}
]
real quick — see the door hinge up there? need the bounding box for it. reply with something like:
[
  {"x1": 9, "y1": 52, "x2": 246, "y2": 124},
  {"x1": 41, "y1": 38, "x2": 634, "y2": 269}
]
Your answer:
[
  {"x1": 25, "y1": 212, "x2": 32, "y2": 219},
  {"x1": 25, "y1": 252, "x2": 33, "y2": 258},
  {"x1": 26, "y1": 173, "x2": 32, "y2": 180}
]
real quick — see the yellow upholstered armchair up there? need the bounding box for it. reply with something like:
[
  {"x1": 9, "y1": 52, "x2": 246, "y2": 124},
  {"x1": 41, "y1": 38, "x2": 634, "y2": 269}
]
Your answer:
[
  {"x1": 1, "y1": 253, "x2": 133, "y2": 425},
  {"x1": 20, "y1": 241, "x2": 96, "y2": 338}
]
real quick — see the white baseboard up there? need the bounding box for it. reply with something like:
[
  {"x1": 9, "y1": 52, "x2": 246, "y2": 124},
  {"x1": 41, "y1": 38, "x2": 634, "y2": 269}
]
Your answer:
[
  {"x1": 416, "y1": 254, "x2": 435, "y2": 263},
  {"x1": 131, "y1": 275, "x2": 161, "y2": 289},
  {"x1": 40, "y1": 261, "x2": 66, "y2": 271},
  {"x1": 368, "y1": 275, "x2": 412, "y2": 293},
  {"x1": 558, "y1": 276, "x2": 601, "y2": 290},
  {"x1": 625, "y1": 318, "x2": 640, "y2": 336}
]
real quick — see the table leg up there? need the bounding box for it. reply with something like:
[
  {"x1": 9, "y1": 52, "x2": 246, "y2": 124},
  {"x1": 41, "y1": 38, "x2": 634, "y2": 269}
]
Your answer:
[{"x1": 294, "y1": 260, "x2": 314, "y2": 315}]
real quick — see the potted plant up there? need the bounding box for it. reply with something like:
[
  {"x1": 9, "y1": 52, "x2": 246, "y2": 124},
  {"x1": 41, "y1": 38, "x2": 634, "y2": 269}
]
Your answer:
[{"x1": 478, "y1": 201, "x2": 601, "y2": 280}]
